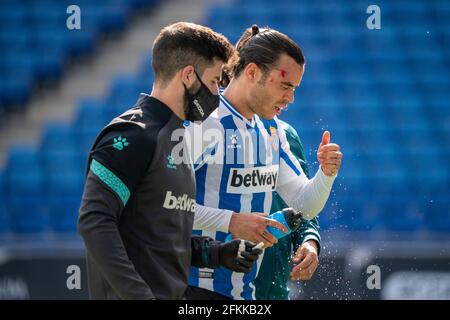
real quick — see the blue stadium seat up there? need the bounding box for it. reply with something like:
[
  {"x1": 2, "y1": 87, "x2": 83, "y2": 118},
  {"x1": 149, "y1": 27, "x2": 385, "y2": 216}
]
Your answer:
[
  {"x1": 79, "y1": 1, "x2": 130, "y2": 32},
  {"x1": 423, "y1": 197, "x2": 450, "y2": 233},
  {"x1": 0, "y1": 0, "x2": 158, "y2": 111},
  {"x1": 1, "y1": 52, "x2": 39, "y2": 79},
  {"x1": 76, "y1": 99, "x2": 109, "y2": 130},
  {"x1": 106, "y1": 75, "x2": 149, "y2": 115},
  {"x1": 46, "y1": 169, "x2": 84, "y2": 196},
  {"x1": 380, "y1": 197, "x2": 425, "y2": 232},
  {"x1": 0, "y1": 204, "x2": 11, "y2": 234},
  {"x1": 1, "y1": 48, "x2": 65, "y2": 82},
  {"x1": 6, "y1": 147, "x2": 44, "y2": 196},
  {"x1": 41, "y1": 124, "x2": 85, "y2": 180},
  {"x1": 79, "y1": 127, "x2": 101, "y2": 154},
  {"x1": 0, "y1": 28, "x2": 32, "y2": 51},
  {"x1": 0, "y1": 75, "x2": 33, "y2": 107},
  {"x1": 0, "y1": 5, "x2": 27, "y2": 29},
  {"x1": 323, "y1": 198, "x2": 385, "y2": 231},
  {"x1": 8, "y1": 195, "x2": 50, "y2": 234},
  {"x1": 30, "y1": 2, "x2": 70, "y2": 28},
  {"x1": 47, "y1": 197, "x2": 80, "y2": 233},
  {"x1": 0, "y1": 172, "x2": 12, "y2": 234},
  {"x1": 34, "y1": 28, "x2": 90, "y2": 58}
]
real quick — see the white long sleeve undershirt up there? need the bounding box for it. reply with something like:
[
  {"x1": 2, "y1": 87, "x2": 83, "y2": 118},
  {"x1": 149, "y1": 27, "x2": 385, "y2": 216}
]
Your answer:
[
  {"x1": 277, "y1": 167, "x2": 336, "y2": 220},
  {"x1": 194, "y1": 204, "x2": 234, "y2": 233}
]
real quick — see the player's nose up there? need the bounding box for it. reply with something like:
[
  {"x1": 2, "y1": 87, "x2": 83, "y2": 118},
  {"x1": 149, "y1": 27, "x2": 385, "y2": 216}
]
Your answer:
[{"x1": 284, "y1": 91, "x2": 294, "y2": 104}]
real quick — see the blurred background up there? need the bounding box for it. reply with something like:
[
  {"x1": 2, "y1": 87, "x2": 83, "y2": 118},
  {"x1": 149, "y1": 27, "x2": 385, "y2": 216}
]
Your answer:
[{"x1": 0, "y1": 0, "x2": 448, "y2": 299}]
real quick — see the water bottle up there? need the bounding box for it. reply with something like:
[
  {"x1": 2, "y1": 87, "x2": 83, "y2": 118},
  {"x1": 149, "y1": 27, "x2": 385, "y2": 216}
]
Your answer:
[
  {"x1": 266, "y1": 208, "x2": 303, "y2": 239},
  {"x1": 225, "y1": 208, "x2": 303, "y2": 242}
]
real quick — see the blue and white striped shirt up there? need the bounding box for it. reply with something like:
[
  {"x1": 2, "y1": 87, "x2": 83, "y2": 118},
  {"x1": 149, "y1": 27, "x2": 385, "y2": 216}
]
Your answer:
[{"x1": 187, "y1": 93, "x2": 335, "y2": 299}]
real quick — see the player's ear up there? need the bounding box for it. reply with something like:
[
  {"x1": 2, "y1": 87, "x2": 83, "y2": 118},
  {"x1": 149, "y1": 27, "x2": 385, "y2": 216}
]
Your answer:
[
  {"x1": 180, "y1": 65, "x2": 196, "y2": 88},
  {"x1": 244, "y1": 63, "x2": 258, "y2": 82}
]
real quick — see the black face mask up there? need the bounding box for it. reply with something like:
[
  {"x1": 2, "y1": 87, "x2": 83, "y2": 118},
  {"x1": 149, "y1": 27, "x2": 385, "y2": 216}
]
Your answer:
[{"x1": 183, "y1": 70, "x2": 220, "y2": 122}]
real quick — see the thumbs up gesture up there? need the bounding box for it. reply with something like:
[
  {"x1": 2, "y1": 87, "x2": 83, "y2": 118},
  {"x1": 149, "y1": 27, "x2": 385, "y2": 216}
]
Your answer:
[{"x1": 317, "y1": 131, "x2": 342, "y2": 177}]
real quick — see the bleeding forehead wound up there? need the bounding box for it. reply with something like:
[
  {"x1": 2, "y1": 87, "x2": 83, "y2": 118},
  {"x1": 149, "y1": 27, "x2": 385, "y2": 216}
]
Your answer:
[{"x1": 279, "y1": 69, "x2": 287, "y2": 78}]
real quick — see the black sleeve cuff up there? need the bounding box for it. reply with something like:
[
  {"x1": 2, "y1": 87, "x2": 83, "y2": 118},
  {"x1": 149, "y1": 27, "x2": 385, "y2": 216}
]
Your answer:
[{"x1": 191, "y1": 236, "x2": 221, "y2": 268}]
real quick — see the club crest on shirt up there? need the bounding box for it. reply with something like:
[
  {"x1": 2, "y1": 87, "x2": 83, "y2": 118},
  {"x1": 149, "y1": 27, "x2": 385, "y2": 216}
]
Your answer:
[{"x1": 227, "y1": 134, "x2": 241, "y2": 149}]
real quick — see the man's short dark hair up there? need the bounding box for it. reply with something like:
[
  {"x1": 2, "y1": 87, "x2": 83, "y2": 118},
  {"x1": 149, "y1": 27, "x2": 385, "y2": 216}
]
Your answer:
[
  {"x1": 152, "y1": 22, "x2": 235, "y2": 83},
  {"x1": 222, "y1": 25, "x2": 305, "y2": 86}
]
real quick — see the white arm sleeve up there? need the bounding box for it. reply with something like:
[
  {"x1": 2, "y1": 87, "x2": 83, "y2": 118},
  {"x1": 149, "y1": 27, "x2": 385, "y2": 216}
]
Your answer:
[
  {"x1": 185, "y1": 118, "x2": 222, "y2": 171},
  {"x1": 187, "y1": 118, "x2": 233, "y2": 232},
  {"x1": 194, "y1": 204, "x2": 234, "y2": 233},
  {"x1": 277, "y1": 167, "x2": 336, "y2": 220},
  {"x1": 276, "y1": 127, "x2": 336, "y2": 220}
]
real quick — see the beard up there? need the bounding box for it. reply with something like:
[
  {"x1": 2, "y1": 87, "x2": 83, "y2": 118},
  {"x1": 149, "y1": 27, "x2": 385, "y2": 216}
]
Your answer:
[
  {"x1": 249, "y1": 86, "x2": 275, "y2": 120},
  {"x1": 182, "y1": 89, "x2": 190, "y2": 116}
]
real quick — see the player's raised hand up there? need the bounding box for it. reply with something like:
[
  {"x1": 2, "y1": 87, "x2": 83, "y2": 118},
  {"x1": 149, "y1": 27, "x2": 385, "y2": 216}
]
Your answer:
[{"x1": 317, "y1": 131, "x2": 342, "y2": 177}]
